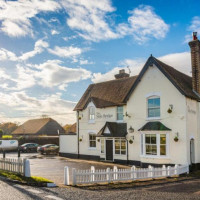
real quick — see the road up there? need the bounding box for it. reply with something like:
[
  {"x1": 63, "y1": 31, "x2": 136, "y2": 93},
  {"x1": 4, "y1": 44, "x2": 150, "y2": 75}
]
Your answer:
[{"x1": 1, "y1": 177, "x2": 200, "y2": 199}]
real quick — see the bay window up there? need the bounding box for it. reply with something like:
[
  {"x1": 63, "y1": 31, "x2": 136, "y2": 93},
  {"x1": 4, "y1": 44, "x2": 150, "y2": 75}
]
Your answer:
[{"x1": 141, "y1": 133, "x2": 168, "y2": 157}]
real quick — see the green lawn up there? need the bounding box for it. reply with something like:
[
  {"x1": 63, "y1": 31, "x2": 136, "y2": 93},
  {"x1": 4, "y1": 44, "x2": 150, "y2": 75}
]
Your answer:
[{"x1": 0, "y1": 170, "x2": 53, "y2": 184}]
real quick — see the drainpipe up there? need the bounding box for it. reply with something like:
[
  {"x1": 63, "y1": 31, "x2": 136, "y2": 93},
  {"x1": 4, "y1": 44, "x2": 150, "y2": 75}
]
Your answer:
[
  {"x1": 77, "y1": 111, "x2": 80, "y2": 159},
  {"x1": 126, "y1": 135, "x2": 129, "y2": 164}
]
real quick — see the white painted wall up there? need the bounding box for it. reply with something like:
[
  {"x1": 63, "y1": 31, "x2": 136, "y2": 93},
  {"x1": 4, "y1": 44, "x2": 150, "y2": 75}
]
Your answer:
[
  {"x1": 126, "y1": 65, "x2": 187, "y2": 165},
  {"x1": 59, "y1": 135, "x2": 77, "y2": 154}
]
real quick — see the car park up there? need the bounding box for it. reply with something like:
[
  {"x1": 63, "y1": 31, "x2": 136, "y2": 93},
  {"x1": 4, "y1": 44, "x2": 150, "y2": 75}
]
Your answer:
[
  {"x1": 19, "y1": 143, "x2": 39, "y2": 153},
  {"x1": 37, "y1": 144, "x2": 59, "y2": 155}
]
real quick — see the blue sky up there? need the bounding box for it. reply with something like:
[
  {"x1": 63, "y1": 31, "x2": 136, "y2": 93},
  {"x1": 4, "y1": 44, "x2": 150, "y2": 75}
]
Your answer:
[{"x1": 0, "y1": 0, "x2": 200, "y2": 125}]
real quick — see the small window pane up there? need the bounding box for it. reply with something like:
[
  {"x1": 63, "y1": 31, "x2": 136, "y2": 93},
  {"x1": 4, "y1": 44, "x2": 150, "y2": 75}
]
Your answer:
[
  {"x1": 160, "y1": 145, "x2": 166, "y2": 155},
  {"x1": 148, "y1": 97, "x2": 160, "y2": 118},
  {"x1": 117, "y1": 106, "x2": 123, "y2": 120},
  {"x1": 160, "y1": 135, "x2": 166, "y2": 144},
  {"x1": 151, "y1": 135, "x2": 157, "y2": 144}
]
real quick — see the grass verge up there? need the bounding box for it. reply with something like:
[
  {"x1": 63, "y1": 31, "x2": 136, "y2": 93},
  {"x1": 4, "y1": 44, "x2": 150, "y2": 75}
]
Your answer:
[{"x1": 0, "y1": 170, "x2": 53, "y2": 184}]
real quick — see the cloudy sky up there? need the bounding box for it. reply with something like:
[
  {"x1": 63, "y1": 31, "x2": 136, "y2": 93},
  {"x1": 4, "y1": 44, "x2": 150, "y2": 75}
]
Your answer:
[{"x1": 0, "y1": 0, "x2": 200, "y2": 125}]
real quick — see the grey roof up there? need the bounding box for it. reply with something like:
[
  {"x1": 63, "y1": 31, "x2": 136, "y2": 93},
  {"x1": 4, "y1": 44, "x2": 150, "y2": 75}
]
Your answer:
[
  {"x1": 97, "y1": 122, "x2": 127, "y2": 137},
  {"x1": 138, "y1": 121, "x2": 171, "y2": 131}
]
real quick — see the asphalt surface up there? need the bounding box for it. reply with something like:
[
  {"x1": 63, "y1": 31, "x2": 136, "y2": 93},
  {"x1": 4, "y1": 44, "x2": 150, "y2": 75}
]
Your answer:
[
  {"x1": 1, "y1": 152, "x2": 129, "y2": 184},
  {"x1": 1, "y1": 177, "x2": 200, "y2": 199}
]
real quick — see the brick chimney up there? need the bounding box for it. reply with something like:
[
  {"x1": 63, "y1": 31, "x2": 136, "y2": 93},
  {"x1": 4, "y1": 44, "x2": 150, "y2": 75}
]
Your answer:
[
  {"x1": 115, "y1": 69, "x2": 130, "y2": 79},
  {"x1": 189, "y1": 32, "x2": 200, "y2": 93}
]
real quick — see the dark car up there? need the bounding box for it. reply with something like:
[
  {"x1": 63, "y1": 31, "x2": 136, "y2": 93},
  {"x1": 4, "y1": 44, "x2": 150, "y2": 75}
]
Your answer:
[
  {"x1": 37, "y1": 144, "x2": 59, "y2": 155},
  {"x1": 19, "y1": 143, "x2": 39, "y2": 153}
]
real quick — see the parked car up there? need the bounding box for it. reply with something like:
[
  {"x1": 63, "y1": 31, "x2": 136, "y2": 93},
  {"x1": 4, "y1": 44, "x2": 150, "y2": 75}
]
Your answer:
[
  {"x1": 37, "y1": 144, "x2": 59, "y2": 155},
  {"x1": 19, "y1": 143, "x2": 39, "y2": 153}
]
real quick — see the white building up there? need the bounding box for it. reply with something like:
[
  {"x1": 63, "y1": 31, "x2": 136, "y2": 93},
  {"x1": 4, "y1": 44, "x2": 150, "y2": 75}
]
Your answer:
[{"x1": 60, "y1": 33, "x2": 200, "y2": 168}]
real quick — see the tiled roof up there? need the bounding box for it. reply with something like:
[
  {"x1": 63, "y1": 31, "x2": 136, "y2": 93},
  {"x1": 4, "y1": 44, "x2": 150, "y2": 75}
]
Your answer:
[
  {"x1": 138, "y1": 121, "x2": 171, "y2": 131},
  {"x1": 12, "y1": 118, "x2": 65, "y2": 135},
  {"x1": 74, "y1": 76, "x2": 138, "y2": 111},
  {"x1": 75, "y1": 56, "x2": 200, "y2": 111},
  {"x1": 97, "y1": 122, "x2": 127, "y2": 137}
]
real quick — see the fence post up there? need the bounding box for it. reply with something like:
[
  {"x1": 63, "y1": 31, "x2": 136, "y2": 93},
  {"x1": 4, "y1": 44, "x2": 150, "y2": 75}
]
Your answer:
[
  {"x1": 72, "y1": 168, "x2": 76, "y2": 186},
  {"x1": 167, "y1": 166, "x2": 171, "y2": 177},
  {"x1": 64, "y1": 166, "x2": 70, "y2": 185},
  {"x1": 162, "y1": 165, "x2": 166, "y2": 177},
  {"x1": 131, "y1": 165, "x2": 136, "y2": 180},
  {"x1": 113, "y1": 166, "x2": 118, "y2": 180},
  {"x1": 106, "y1": 168, "x2": 110, "y2": 183},
  {"x1": 175, "y1": 164, "x2": 178, "y2": 175},
  {"x1": 24, "y1": 159, "x2": 31, "y2": 177},
  {"x1": 148, "y1": 165, "x2": 153, "y2": 178},
  {"x1": 91, "y1": 166, "x2": 95, "y2": 182}
]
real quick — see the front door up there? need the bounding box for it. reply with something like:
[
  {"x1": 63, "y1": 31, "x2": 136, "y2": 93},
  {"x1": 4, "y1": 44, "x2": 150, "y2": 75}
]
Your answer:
[{"x1": 106, "y1": 140, "x2": 113, "y2": 161}]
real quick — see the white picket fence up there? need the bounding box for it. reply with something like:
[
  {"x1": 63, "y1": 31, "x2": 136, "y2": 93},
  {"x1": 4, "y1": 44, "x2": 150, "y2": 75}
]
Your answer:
[
  {"x1": 0, "y1": 158, "x2": 31, "y2": 177},
  {"x1": 64, "y1": 165, "x2": 189, "y2": 185}
]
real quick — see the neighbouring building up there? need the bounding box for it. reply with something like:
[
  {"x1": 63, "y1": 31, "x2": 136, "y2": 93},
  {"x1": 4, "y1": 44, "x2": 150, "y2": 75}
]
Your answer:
[
  {"x1": 12, "y1": 118, "x2": 65, "y2": 136},
  {"x1": 60, "y1": 32, "x2": 200, "y2": 168}
]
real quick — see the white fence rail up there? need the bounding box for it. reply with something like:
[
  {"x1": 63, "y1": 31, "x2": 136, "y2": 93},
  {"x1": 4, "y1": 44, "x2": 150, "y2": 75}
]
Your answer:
[
  {"x1": 64, "y1": 165, "x2": 189, "y2": 185},
  {"x1": 0, "y1": 158, "x2": 31, "y2": 177}
]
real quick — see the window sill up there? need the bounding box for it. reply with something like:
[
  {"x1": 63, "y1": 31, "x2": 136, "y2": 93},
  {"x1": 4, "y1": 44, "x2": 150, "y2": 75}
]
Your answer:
[
  {"x1": 88, "y1": 147, "x2": 97, "y2": 150},
  {"x1": 146, "y1": 117, "x2": 161, "y2": 121},
  {"x1": 116, "y1": 120, "x2": 124, "y2": 123},
  {"x1": 140, "y1": 155, "x2": 169, "y2": 159},
  {"x1": 114, "y1": 154, "x2": 127, "y2": 156},
  {"x1": 88, "y1": 120, "x2": 95, "y2": 124}
]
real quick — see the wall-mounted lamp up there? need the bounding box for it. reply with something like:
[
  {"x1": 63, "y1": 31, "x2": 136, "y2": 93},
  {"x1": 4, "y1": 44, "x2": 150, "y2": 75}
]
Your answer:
[
  {"x1": 124, "y1": 112, "x2": 131, "y2": 118},
  {"x1": 128, "y1": 126, "x2": 134, "y2": 133}
]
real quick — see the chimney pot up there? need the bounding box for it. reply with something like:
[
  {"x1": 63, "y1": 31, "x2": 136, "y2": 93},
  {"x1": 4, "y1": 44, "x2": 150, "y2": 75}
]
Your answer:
[
  {"x1": 119, "y1": 69, "x2": 125, "y2": 74},
  {"x1": 114, "y1": 69, "x2": 130, "y2": 79},
  {"x1": 193, "y1": 32, "x2": 198, "y2": 40}
]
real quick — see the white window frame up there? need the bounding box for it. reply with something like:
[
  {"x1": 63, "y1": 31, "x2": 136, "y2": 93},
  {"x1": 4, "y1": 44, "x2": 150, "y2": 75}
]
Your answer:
[
  {"x1": 88, "y1": 106, "x2": 95, "y2": 123},
  {"x1": 117, "y1": 106, "x2": 124, "y2": 122},
  {"x1": 88, "y1": 133, "x2": 96, "y2": 149},
  {"x1": 114, "y1": 138, "x2": 127, "y2": 155},
  {"x1": 140, "y1": 132, "x2": 169, "y2": 158},
  {"x1": 100, "y1": 139, "x2": 105, "y2": 154},
  {"x1": 147, "y1": 96, "x2": 161, "y2": 120}
]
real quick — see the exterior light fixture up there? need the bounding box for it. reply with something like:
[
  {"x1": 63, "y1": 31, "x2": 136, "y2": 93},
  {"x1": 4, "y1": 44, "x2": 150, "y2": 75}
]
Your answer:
[
  {"x1": 128, "y1": 126, "x2": 134, "y2": 133},
  {"x1": 125, "y1": 112, "x2": 131, "y2": 118}
]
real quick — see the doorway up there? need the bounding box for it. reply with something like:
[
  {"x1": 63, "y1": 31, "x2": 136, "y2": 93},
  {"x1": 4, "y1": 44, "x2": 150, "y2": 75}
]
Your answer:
[{"x1": 106, "y1": 140, "x2": 113, "y2": 161}]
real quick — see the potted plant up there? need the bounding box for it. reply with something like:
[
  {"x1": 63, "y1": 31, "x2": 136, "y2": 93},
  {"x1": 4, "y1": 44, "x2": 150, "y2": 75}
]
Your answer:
[
  {"x1": 97, "y1": 139, "x2": 100, "y2": 142},
  {"x1": 129, "y1": 139, "x2": 133, "y2": 144},
  {"x1": 174, "y1": 136, "x2": 179, "y2": 142},
  {"x1": 167, "y1": 108, "x2": 172, "y2": 113},
  {"x1": 79, "y1": 138, "x2": 82, "y2": 142},
  {"x1": 78, "y1": 116, "x2": 81, "y2": 120}
]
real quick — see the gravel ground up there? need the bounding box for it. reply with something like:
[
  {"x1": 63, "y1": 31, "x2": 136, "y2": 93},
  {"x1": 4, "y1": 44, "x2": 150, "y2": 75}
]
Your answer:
[{"x1": 1, "y1": 178, "x2": 200, "y2": 200}]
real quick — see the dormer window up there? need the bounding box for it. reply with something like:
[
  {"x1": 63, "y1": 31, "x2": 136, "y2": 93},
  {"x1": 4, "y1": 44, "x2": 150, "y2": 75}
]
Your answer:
[
  {"x1": 89, "y1": 106, "x2": 95, "y2": 122},
  {"x1": 147, "y1": 97, "x2": 160, "y2": 118},
  {"x1": 117, "y1": 106, "x2": 123, "y2": 121}
]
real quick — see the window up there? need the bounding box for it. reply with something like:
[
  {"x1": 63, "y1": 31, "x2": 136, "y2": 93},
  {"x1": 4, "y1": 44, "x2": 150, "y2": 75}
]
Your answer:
[
  {"x1": 89, "y1": 134, "x2": 96, "y2": 148},
  {"x1": 148, "y1": 97, "x2": 160, "y2": 118},
  {"x1": 101, "y1": 139, "x2": 105, "y2": 153},
  {"x1": 145, "y1": 134, "x2": 157, "y2": 155},
  {"x1": 141, "y1": 133, "x2": 168, "y2": 157},
  {"x1": 115, "y1": 139, "x2": 126, "y2": 155},
  {"x1": 89, "y1": 106, "x2": 95, "y2": 121},
  {"x1": 117, "y1": 106, "x2": 123, "y2": 121}
]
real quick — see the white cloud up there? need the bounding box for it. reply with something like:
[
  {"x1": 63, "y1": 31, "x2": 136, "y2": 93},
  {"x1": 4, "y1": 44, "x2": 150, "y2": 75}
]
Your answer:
[
  {"x1": 0, "y1": 39, "x2": 48, "y2": 61},
  {"x1": 92, "y1": 52, "x2": 191, "y2": 83},
  {"x1": 61, "y1": 0, "x2": 119, "y2": 42},
  {"x1": 0, "y1": 91, "x2": 76, "y2": 124},
  {"x1": 51, "y1": 30, "x2": 60, "y2": 35},
  {"x1": 48, "y1": 46, "x2": 83, "y2": 58},
  {"x1": 0, "y1": 0, "x2": 61, "y2": 37},
  {"x1": 185, "y1": 16, "x2": 200, "y2": 43},
  {"x1": 80, "y1": 59, "x2": 94, "y2": 65},
  {"x1": 117, "y1": 5, "x2": 169, "y2": 43}
]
